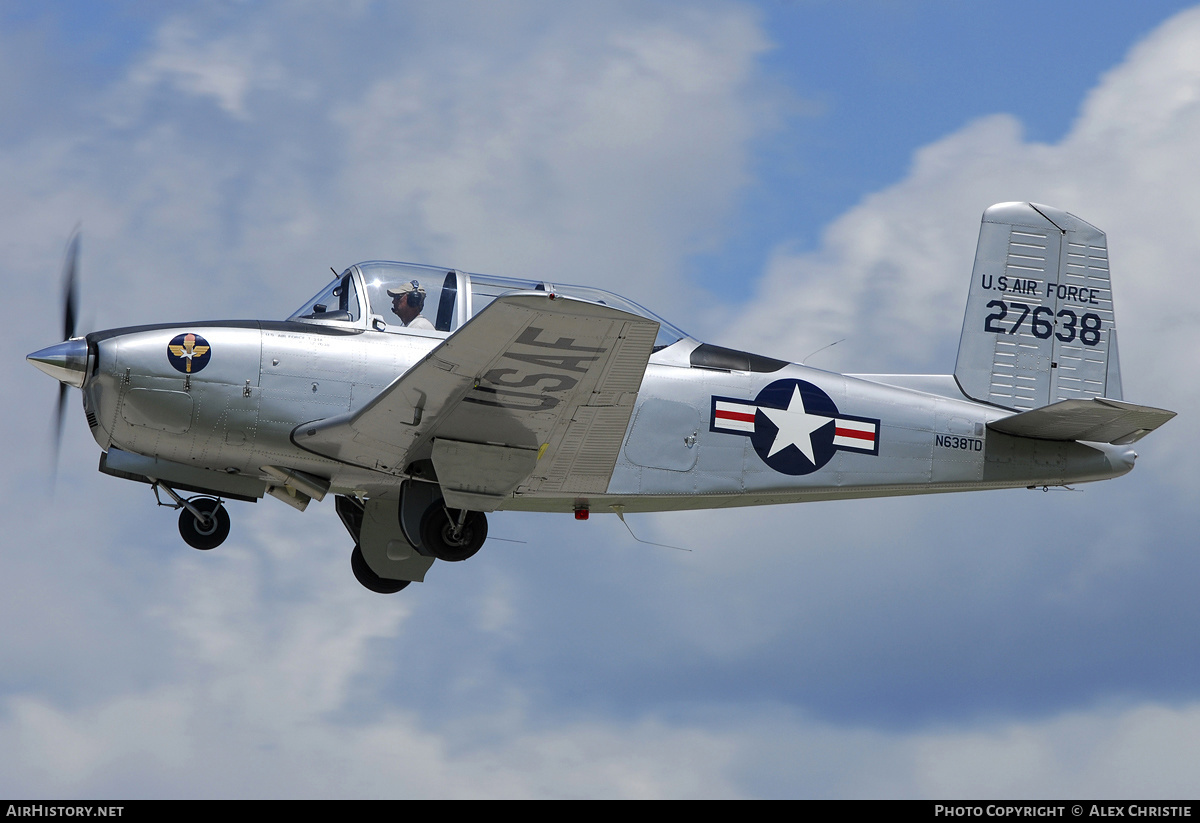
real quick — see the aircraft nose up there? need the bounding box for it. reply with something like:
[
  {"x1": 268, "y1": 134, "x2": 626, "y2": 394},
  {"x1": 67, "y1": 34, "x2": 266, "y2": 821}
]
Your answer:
[{"x1": 27, "y1": 338, "x2": 89, "y2": 388}]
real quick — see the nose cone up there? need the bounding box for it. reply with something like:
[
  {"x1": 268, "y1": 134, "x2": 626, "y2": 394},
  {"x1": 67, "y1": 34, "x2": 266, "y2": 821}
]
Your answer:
[{"x1": 27, "y1": 338, "x2": 89, "y2": 388}]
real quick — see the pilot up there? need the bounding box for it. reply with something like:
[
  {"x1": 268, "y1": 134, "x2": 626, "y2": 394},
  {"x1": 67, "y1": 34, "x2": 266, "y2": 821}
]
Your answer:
[{"x1": 388, "y1": 280, "x2": 434, "y2": 330}]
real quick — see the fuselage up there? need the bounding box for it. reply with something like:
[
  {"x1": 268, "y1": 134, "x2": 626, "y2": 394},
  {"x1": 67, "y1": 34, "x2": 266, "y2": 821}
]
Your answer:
[{"x1": 77, "y1": 319, "x2": 1134, "y2": 515}]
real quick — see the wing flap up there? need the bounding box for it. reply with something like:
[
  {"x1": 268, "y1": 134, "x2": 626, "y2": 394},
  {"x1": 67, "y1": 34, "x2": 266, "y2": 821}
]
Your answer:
[
  {"x1": 431, "y1": 439, "x2": 539, "y2": 511},
  {"x1": 987, "y1": 397, "x2": 1175, "y2": 444},
  {"x1": 296, "y1": 293, "x2": 658, "y2": 501}
]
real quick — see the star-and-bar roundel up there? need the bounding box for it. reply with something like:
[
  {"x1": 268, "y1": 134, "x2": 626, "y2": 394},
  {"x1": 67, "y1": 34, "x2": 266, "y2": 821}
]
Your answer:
[
  {"x1": 710, "y1": 378, "x2": 880, "y2": 475},
  {"x1": 167, "y1": 332, "x2": 212, "y2": 374}
]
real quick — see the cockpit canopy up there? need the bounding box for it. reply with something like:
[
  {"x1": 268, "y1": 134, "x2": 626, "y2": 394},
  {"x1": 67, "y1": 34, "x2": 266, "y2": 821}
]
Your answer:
[{"x1": 289, "y1": 261, "x2": 688, "y2": 350}]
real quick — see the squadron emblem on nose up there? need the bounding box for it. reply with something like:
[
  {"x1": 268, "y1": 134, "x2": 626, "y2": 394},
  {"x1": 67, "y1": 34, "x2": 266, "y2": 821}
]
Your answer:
[{"x1": 167, "y1": 333, "x2": 212, "y2": 374}]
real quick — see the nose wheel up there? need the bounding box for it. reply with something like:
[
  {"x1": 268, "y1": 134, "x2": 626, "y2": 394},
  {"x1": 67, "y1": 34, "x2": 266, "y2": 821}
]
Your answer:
[
  {"x1": 177, "y1": 496, "x2": 230, "y2": 550},
  {"x1": 151, "y1": 482, "x2": 233, "y2": 550}
]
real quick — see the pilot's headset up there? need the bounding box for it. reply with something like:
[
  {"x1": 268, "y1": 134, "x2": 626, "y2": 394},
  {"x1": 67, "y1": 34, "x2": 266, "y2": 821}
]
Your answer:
[
  {"x1": 392, "y1": 280, "x2": 425, "y2": 310},
  {"x1": 407, "y1": 280, "x2": 426, "y2": 310}
]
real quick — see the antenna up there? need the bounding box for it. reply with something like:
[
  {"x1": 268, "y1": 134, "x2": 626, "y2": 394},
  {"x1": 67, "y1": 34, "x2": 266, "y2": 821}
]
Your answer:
[
  {"x1": 801, "y1": 338, "x2": 845, "y2": 365},
  {"x1": 610, "y1": 505, "x2": 690, "y2": 552}
]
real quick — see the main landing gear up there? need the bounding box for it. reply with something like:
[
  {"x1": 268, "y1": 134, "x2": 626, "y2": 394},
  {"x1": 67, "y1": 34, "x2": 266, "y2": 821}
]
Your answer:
[
  {"x1": 334, "y1": 491, "x2": 489, "y2": 593},
  {"x1": 420, "y1": 506, "x2": 487, "y2": 562},
  {"x1": 350, "y1": 545, "x2": 409, "y2": 594},
  {"x1": 335, "y1": 496, "x2": 411, "y2": 594}
]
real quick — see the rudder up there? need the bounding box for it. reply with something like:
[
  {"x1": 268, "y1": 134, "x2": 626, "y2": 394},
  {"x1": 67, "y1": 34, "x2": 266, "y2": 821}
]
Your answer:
[{"x1": 955, "y1": 202, "x2": 1121, "y2": 411}]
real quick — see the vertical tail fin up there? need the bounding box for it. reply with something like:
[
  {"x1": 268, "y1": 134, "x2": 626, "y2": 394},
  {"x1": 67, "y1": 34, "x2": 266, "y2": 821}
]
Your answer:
[{"x1": 955, "y1": 202, "x2": 1122, "y2": 411}]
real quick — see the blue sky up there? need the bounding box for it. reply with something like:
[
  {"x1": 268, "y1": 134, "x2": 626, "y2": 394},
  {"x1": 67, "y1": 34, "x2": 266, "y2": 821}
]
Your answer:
[
  {"x1": 4, "y1": 1, "x2": 1200, "y2": 798},
  {"x1": 695, "y1": 1, "x2": 1199, "y2": 283}
]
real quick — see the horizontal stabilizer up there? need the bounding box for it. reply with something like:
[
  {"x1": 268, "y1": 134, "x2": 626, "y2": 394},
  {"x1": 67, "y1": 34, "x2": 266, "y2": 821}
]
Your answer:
[{"x1": 987, "y1": 398, "x2": 1175, "y2": 444}]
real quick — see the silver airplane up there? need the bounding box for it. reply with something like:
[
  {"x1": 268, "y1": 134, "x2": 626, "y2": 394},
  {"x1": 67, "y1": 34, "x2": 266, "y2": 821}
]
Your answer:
[{"x1": 28, "y1": 203, "x2": 1175, "y2": 593}]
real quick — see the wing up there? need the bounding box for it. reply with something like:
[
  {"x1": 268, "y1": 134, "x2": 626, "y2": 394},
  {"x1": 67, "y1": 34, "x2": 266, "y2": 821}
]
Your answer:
[{"x1": 294, "y1": 292, "x2": 659, "y2": 510}]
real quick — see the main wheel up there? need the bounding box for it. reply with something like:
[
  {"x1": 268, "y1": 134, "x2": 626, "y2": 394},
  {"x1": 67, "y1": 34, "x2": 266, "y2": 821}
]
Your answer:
[
  {"x1": 178, "y1": 497, "x2": 230, "y2": 550},
  {"x1": 351, "y1": 545, "x2": 410, "y2": 594},
  {"x1": 420, "y1": 507, "x2": 487, "y2": 562}
]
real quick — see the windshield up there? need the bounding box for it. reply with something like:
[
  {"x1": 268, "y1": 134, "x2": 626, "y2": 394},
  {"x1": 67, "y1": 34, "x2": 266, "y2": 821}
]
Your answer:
[{"x1": 290, "y1": 271, "x2": 361, "y2": 323}]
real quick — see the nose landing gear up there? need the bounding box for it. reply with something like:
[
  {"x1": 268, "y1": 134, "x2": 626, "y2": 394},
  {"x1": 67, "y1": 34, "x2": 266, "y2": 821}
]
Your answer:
[
  {"x1": 177, "y1": 496, "x2": 230, "y2": 550},
  {"x1": 151, "y1": 481, "x2": 232, "y2": 550}
]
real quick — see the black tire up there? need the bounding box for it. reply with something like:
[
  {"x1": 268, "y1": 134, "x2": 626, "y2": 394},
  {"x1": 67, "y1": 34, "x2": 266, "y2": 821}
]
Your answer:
[
  {"x1": 178, "y1": 497, "x2": 230, "y2": 550},
  {"x1": 420, "y1": 507, "x2": 487, "y2": 562},
  {"x1": 351, "y1": 545, "x2": 410, "y2": 594}
]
